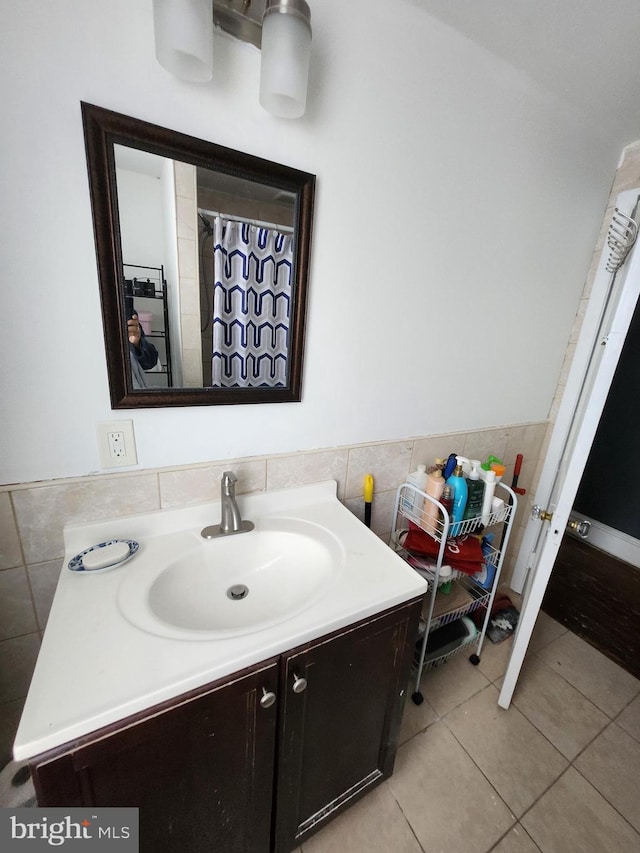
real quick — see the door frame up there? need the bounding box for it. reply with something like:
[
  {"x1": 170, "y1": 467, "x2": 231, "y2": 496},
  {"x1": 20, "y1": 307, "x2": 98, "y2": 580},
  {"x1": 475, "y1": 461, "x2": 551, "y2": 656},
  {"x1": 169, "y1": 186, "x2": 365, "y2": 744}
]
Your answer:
[
  {"x1": 567, "y1": 513, "x2": 640, "y2": 568},
  {"x1": 500, "y1": 187, "x2": 640, "y2": 709}
]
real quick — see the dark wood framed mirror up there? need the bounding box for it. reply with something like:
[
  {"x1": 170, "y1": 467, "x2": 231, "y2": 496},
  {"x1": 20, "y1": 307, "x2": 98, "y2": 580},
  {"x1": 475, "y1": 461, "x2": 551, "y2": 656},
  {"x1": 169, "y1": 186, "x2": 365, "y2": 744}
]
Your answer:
[{"x1": 81, "y1": 102, "x2": 315, "y2": 408}]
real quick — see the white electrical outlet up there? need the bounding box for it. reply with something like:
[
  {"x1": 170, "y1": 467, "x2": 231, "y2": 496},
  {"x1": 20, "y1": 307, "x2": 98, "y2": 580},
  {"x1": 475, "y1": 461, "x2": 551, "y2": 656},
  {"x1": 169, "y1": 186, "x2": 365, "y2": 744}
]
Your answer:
[
  {"x1": 108, "y1": 430, "x2": 126, "y2": 458},
  {"x1": 97, "y1": 420, "x2": 138, "y2": 468}
]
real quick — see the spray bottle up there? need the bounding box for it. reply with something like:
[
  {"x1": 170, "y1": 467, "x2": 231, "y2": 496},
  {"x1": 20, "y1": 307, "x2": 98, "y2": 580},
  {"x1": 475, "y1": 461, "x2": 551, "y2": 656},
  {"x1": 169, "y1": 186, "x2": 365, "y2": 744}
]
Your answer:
[{"x1": 481, "y1": 455, "x2": 505, "y2": 482}]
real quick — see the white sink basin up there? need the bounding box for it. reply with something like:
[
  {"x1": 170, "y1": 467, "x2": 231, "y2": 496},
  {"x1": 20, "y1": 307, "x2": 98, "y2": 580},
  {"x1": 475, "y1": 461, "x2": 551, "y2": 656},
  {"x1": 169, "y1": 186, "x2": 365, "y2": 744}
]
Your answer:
[{"x1": 118, "y1": 516, "x2": 344, "y2": 640}]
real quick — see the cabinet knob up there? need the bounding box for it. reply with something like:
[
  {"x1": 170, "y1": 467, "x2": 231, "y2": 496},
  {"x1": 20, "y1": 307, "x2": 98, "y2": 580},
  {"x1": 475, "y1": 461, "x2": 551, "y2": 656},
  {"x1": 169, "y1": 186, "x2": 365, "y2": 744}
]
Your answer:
[
  {"x1": 260, "y1": 687, "x2": 276, "y2": 709},
  {"x1": 292, "y1": 673, "x2": 307, "y2": 694}
]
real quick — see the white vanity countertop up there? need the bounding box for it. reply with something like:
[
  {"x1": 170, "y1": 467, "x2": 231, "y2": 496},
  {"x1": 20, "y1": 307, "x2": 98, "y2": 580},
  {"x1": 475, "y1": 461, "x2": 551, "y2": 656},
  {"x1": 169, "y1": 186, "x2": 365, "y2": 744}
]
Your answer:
[{"x1": 14, "y1": 481, "x2": 426, "y2": 761}]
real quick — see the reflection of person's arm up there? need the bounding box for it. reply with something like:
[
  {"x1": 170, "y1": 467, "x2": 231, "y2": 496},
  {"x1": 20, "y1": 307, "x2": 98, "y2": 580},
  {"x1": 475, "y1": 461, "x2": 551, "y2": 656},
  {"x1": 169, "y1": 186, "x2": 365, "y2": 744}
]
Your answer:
[
  {"x1": 135, "y1": 333, "x2": 158, "y2": 370},
  {"x1": 127, "y1": 314, "x2": 158, "y2": 370}
]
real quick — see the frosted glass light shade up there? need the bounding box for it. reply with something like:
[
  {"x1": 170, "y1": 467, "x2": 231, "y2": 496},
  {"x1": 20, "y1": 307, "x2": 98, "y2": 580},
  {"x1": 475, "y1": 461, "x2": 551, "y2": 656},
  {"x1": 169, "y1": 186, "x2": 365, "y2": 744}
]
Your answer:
[
  {"x1": 260, "y1": 5, "x2": 312, "y2": 119},
  {"x1": 153, "y1": 0, "x2": 213, "y2": 83}
]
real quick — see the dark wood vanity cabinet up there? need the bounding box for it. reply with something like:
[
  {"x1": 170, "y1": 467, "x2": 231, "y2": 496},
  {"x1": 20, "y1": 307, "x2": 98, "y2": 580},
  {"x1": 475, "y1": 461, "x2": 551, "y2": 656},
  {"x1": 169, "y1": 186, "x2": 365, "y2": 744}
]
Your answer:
[
  {"x1": 30, "y1": 598, "x2": 422, "y2": 853},
  {"x1": 274, "y1": 600, "x2": 420, "y2": 849},
  {"x1": 31, "y1": 658, "x2": 279, "y2": 853}
]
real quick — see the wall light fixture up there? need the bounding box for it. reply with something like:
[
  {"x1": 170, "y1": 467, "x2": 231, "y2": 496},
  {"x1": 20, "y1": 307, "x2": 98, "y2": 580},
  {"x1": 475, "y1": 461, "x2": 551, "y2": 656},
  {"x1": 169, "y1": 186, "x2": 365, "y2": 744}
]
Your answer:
[
  {"x1": 152, "y1": 0, "x2": 312, "y2": 119},
  {"x1": 153, "y1": 0, "x2": 215, "y2": 83}
]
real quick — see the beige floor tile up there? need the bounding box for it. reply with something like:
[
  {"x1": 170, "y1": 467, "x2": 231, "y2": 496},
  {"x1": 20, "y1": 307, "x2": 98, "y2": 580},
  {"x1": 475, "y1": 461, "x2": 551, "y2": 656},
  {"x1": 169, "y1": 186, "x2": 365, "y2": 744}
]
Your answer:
[
  {"x1": 387, "y1": 721, "x2": 515, "y2": 853},
  {"x1": 492, "y1": 824, "x2": 541, "y2": 853},
  {"x1": 574, "y1": 723, "x2": 640, "y2": 833},
  {"x1": 510, "y1": 657, "x2": 609, "y2": 759},
  {"x1": 522, "y1": 767, "x2": 640, "y2": 853},
  {"x1": 301, "y1": 781, "x2": 421, "y2": 853},
  {"x1": 527, "y1": 611, "x2": 567, "y2": 653},
  {"x1": 535, "y1": 630, "x2": 640, "y2": 717},
  {"x1": 444, "y1": 684, "x2": 567, "y2": 817},
  {"x1": 416, "y1": 650, "x2": 490, "y2": 716},
  {"x1": 398, "y1": 688, "x2": 437, "y2": 745},
  {"x1": 476, "y1": 635, "x2": 515, "y2": 683},
  {"x1": 616, "y1": 693, "x2": 640, "y2": 743}
]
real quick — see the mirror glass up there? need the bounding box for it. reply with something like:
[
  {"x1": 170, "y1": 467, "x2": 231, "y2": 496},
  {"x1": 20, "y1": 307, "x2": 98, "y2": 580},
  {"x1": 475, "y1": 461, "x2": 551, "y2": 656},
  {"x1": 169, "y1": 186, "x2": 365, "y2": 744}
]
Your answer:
[{"x1": 82, "y1": 103, "x2": 315, "y2": 408}]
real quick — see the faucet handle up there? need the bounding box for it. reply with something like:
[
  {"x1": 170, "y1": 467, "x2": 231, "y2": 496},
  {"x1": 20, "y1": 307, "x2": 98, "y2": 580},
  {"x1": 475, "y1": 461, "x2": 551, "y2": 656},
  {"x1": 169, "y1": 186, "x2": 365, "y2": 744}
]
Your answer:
[
  {"x1": 222, "y1": 470, "x2": 237, "y2": 492},
  {"x1": 202, "y1": 470, "x2": 254, "y2": 538}
]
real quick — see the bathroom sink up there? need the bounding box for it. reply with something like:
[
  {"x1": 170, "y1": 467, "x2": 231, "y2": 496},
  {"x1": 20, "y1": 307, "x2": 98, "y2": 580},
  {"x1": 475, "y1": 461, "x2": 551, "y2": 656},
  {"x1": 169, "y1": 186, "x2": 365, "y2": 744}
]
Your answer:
[
  {"x1": 16, "y1": 481, "x2": 428, "y2": 760},
  {"x1": 117, "y1": 516, "x2": 344, "y2": 640}
]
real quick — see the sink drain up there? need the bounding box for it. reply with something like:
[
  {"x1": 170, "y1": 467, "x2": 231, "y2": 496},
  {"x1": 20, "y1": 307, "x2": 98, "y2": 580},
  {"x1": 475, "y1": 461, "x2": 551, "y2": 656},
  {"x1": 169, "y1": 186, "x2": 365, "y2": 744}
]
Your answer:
[{"x1": 227, "y1": 584, "x2": 249, "y2": 601}]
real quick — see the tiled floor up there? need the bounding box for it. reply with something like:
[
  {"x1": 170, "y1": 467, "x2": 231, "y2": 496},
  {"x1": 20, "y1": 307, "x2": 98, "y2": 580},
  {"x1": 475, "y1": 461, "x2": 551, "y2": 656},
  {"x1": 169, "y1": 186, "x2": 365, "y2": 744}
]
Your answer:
[{"x1": 298, "y1": 611, "x2": 640, "y2": 853}]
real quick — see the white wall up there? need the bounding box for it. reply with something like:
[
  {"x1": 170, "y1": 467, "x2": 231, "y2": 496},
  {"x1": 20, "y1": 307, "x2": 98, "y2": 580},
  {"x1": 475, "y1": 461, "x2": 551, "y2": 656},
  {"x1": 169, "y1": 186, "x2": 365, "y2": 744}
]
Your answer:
[
  {"x1": 116, "y1": 166, "x2": 168, "y2": 364},
  {"x1": 0, "y1": 0, "x2": 619, "y2": 485},
  {"x1": 116, "y1": 168, "x2": 167, "y2": 267}
]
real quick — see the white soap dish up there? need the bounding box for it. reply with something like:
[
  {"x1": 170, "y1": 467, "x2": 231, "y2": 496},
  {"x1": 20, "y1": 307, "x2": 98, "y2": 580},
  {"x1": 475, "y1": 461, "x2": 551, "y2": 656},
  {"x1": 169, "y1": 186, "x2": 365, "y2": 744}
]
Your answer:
[{"x1": 68, "y1": 539, "x2": 139, "y2": 573}]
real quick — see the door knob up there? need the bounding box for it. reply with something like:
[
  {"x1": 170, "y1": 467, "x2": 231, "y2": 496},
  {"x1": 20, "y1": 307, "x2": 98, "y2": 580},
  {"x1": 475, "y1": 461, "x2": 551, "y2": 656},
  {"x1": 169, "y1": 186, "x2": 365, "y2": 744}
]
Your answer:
[
  {"x1": 260, "y1": 687, "x2": 276, "y2": 709},
  {"x1": 532, "y1": 505, "x2": 553, "y2": 523},
  {"x1": 292, "y1": 673, "x2": 307, "y2": 694},
  {"x1": 567, "y1": 518, "x2": 591, "y2": 538}
]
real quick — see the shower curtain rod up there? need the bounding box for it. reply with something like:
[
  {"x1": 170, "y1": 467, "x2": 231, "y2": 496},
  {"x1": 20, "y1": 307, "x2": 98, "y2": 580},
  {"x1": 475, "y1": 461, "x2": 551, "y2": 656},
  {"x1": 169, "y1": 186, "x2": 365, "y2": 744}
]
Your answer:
[{"x1": 198, "y1": 207, "x2": 294, "y2": 234}]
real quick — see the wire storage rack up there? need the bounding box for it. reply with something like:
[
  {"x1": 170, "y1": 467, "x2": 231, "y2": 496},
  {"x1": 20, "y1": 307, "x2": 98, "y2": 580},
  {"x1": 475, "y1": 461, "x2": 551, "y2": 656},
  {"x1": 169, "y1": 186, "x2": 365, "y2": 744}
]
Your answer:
[
  {"x1": 390, "y1": 481, "x2": 517, "y2": 705},
  {"x1": 124, "y1": 263, "x2": 172, "y2": 388}
]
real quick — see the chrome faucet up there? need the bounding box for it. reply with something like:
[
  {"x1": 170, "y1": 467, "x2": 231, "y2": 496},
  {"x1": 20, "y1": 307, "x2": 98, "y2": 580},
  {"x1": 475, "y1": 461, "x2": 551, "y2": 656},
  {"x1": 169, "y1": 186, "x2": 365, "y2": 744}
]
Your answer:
[{"x1": 201, "y1": 471, "x2": 255, "y2": 539}]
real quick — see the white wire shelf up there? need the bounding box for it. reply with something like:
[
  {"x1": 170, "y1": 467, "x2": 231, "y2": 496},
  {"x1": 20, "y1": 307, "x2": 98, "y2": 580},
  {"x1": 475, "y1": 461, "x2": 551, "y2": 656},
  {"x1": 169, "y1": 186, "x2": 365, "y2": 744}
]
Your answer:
[
  {"x1": 392, "y1": 479, "x2": 518, "y2": 703},
  {"x1": 412, "y1": 630, "x2": 478, "y2": 673},
  {"x1": 392, "y1": 544, "x2": 467, "y2": 584},
  {"x1": 422, "y1": 577, "x2": 491, "y2": 633},
  {"x1": 395, "y1": 482, "x2": 513, "y2": 543}
]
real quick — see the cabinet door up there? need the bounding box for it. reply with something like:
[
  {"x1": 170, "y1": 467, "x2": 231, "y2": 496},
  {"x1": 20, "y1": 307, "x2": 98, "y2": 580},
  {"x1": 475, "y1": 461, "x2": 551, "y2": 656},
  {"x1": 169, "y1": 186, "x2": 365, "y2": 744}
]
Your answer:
[
  {"x1": 274, "y1": 599, "x2": 422, "y2": 851},
  {"x1": 32, "y1": 660, "x2": 279, "y2": 853}
]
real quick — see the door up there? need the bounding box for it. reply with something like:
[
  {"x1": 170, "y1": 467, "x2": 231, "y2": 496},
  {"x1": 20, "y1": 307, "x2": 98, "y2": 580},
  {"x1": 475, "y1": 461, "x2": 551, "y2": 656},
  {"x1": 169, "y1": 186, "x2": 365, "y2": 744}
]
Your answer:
[
  {"x1": 499, "y1": 189, "x2": 640, "y2": 709},
  {"x1": 273, "y1": 599, "x2": 422, "y2": 852},
  {"x1": 32, "y1": 659, "x2": 279, "y2": 853},
  {"x1": 571, "y1": 296, "x2": 640, "y2": 566}
]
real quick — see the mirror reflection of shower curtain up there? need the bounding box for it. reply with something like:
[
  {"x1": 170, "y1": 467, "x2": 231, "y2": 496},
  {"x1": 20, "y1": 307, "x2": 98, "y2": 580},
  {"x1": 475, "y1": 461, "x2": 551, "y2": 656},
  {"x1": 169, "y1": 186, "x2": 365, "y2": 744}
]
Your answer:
[{"x1": 211, "y1": 217, "x2": 293, "y2": 387}]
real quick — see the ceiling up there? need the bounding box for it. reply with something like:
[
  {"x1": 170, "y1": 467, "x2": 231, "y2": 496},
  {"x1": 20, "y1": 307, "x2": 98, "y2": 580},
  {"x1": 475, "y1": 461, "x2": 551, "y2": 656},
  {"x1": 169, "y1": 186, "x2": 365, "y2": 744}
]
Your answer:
[{"x1": 418, "y1": 0, "x2": 640, "y2": 150}]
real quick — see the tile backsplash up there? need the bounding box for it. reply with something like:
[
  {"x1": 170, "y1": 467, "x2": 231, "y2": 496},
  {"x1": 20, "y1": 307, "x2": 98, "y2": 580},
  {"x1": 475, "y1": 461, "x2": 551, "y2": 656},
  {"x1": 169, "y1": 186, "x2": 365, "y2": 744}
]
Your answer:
[{"x1": 0, "y1": 421, "x2": 547, "y2": 766}]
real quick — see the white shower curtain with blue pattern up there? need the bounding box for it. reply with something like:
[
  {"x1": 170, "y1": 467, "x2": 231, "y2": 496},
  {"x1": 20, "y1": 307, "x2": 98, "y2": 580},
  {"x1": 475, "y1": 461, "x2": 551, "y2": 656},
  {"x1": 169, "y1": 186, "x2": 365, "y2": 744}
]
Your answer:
[{"x1": 211, "y1": 217, "x2": 293, "y2": 387}]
